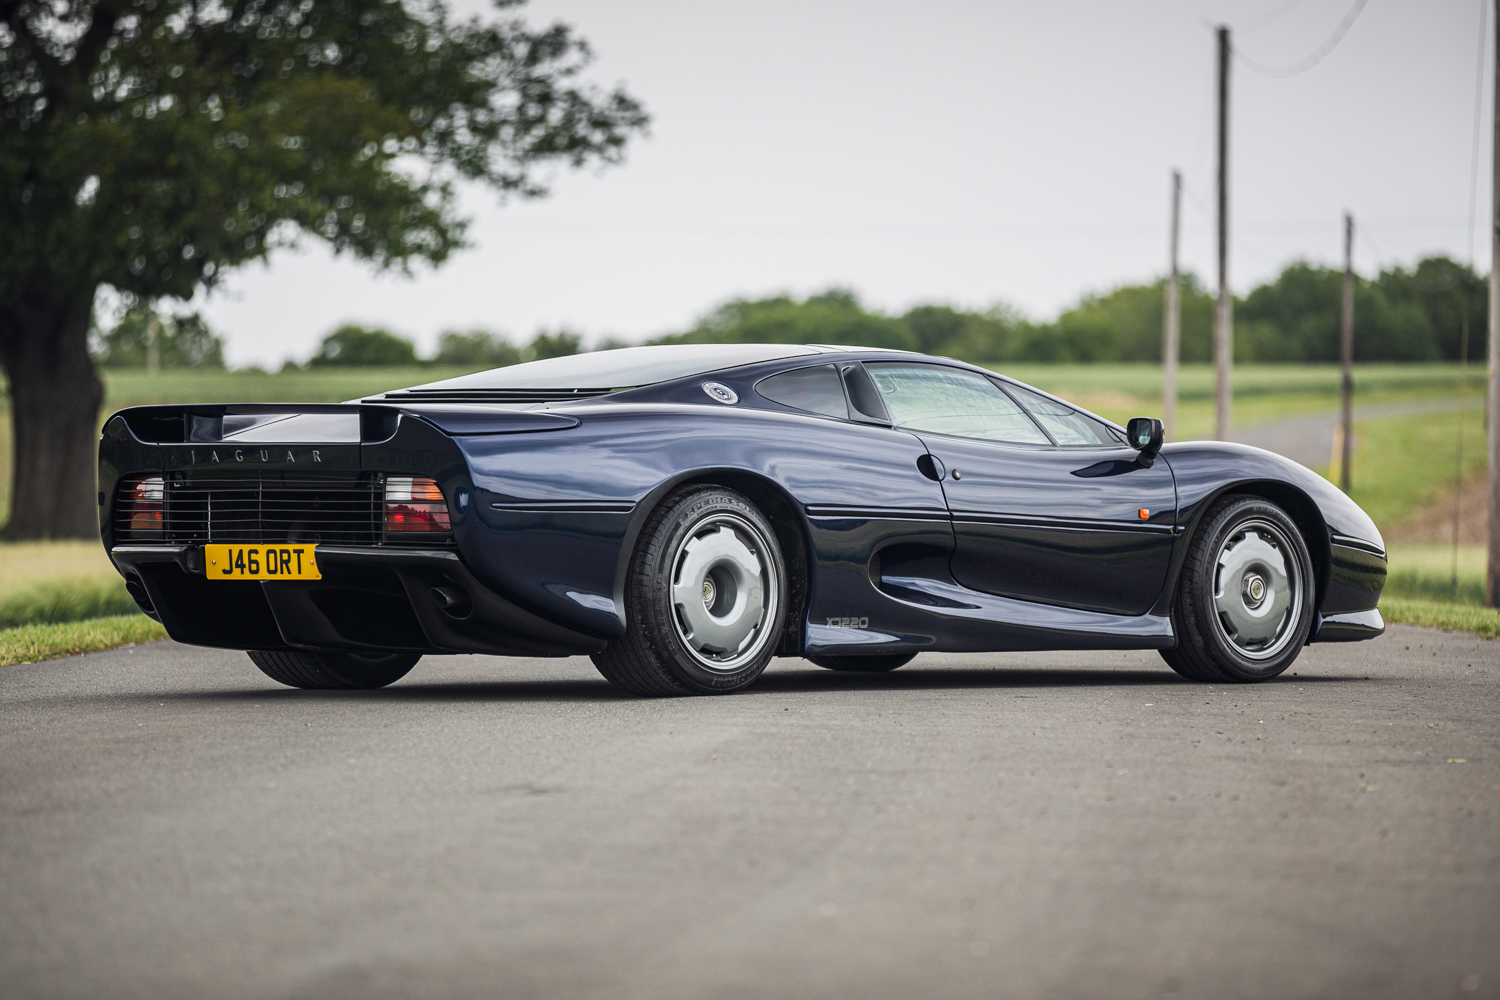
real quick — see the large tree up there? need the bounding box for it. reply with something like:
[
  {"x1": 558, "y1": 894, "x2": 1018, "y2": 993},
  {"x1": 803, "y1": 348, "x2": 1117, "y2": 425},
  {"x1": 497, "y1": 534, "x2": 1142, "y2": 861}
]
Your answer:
[{"x1": 0, "y1": 0, "x2": 646, "y2": 537}]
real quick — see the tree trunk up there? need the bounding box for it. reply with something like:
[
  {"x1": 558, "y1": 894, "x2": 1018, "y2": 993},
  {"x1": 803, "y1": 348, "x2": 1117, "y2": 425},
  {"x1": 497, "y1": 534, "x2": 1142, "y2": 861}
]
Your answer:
[{"x1": 0, "y1": 286, "x2": 106, "y2": 539}]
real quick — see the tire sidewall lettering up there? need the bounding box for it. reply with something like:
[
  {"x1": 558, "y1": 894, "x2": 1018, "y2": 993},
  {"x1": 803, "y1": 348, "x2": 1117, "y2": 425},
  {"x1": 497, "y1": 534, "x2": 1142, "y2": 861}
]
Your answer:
[
  {"x1": 1184, "y1": 496, "x2": 1313, "y2": 681},
  {"x1": 637, "y1": 486, "x2": 786, "y2": 692}
]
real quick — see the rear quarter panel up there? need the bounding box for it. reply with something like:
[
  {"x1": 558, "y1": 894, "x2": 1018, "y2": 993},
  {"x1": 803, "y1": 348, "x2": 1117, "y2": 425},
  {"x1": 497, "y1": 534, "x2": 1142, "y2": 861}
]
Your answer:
[{"x1": 452, "y1": 403, "x2": 947, "y2": 640}]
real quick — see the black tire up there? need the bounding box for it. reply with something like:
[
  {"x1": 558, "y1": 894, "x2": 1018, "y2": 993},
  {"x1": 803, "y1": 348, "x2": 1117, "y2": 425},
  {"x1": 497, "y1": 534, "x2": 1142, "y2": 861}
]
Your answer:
[
  {"x1": 1158, "y1": 645, "x2": 1215, "y2": 683},
  {"x1": 1161, "y1": 494, "x2": 1315, "y2": 684},
  {"x1": 807, "y1": 653, "x2": 916, "y2": 672},
  {"x1": 247, "y1": 650, "x2": 421, "y2": 689},
  {"x1": 592, "y1": 485, "x2": 787, "y2": 696}
]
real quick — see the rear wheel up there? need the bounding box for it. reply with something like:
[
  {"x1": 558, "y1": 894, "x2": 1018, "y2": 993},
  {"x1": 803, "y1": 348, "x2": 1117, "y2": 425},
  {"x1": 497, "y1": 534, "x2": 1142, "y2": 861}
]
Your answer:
[
  {"x1": 1161, "y1": 494, "x2": 1314, "y2": 684},
  {"x1": 807, "y1": 653, "x2": 915, "y2": 672},
  {"x1": 247, "y1": 650, "x2": 421, "y2": 689},
  {"x1": 593, "y1": 485, "x2": 786, "y2": 696}
]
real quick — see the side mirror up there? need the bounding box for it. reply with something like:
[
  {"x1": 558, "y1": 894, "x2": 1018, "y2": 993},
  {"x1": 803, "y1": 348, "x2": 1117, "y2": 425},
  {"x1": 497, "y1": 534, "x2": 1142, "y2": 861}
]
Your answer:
[{"x1": 1126, "y1": 417, "x2": 1164, "y2": 466}]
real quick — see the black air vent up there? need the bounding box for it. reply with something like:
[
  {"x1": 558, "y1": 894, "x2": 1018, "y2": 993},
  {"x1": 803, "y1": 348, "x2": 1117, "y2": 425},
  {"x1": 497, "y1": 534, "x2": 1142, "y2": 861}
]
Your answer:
[
  {"x1": 114, "y1": 472, "x2": 452, "y2": 547},
  {"x1": 380, "y1": 388, "x2": 617, "y2": 404}
]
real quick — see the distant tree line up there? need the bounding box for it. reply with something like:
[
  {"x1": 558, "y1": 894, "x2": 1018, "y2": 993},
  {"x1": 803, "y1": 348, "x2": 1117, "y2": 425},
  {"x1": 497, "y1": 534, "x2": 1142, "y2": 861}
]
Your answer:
[
  {"x1": 2, "y1": 0, "x2": 647, "y2": 538},
  {"x1": 292, "y1": 325, "x2": 584, "y2": 369},
  {"x1": 89, "y1": 310, "x2": 587, "y2": 371},
  {"x1": 93, "y1": 304, "x2": 226, "y2": 369},
  {"x1": 91, "y1": 254, "x2": 1485, "y2": 372},
  {"x1": 653, "y1": 255, "x2": 1487, "y2": 364}
]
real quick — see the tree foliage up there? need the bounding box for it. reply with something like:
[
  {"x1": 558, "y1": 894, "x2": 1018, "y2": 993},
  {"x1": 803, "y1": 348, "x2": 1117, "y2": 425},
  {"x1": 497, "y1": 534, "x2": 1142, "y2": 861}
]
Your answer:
[
  {"x1": 1, "y1": 0, "x2": 650, "y2": 301},
  {"x1": 1236, "y1": 263, "x2": 1425, "y2": 362},
  {"x1": 656, "y1": 289, "x2": 919, "y2": 352},
  {"x1": 434, "y1": 328, "x2": 521, "y2": 367},
  {"x1": 1046, "y1": 276, "x2": 1216, "y2": 363},
  {"x1": 305, "y1": 325, "x2": 577, "y2": 368},
  {"x1": 1372, "y1": 256, "x2": 1487, "y2": 362},
  {"x1": 527, "y1": 328, "x2": 580, "y2": 360},
  {"x1": 656, "y1": 256, "x2": 1486, "y2": 367},
  {"x1": 307, "y1": 323, "x2": 415, "y2": 365},
  {"x1": 92, "y1": 302, "x2": 225, "y2": 367},
  {"x1": 0, "y1": 0, "x2": 647, "y2": 537}
]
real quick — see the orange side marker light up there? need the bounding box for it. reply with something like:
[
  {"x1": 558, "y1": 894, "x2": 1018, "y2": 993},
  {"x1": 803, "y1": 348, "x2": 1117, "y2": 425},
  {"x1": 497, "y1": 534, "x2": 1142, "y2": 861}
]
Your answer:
[{"x1": 1139, "y1": 509, "x2": 1150, "y2": 519}]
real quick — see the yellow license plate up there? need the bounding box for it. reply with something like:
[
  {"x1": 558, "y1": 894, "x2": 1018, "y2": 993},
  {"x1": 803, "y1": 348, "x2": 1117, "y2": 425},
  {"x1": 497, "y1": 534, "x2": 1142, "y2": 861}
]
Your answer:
[{"x1": 204, "y1": 544, "x2": 320, "y2": 580}]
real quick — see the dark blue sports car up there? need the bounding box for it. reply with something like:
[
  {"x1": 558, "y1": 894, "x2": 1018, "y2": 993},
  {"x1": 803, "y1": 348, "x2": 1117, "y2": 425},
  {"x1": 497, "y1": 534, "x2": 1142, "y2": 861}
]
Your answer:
[{"x1": 99, "y1": 344, "x2": 1387, "y2": 695}]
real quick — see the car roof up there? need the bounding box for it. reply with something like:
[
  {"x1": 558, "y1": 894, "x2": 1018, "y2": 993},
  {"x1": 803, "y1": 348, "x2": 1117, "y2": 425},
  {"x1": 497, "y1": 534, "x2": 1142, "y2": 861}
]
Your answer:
[
  {"x1": 378, "y1": 344, "x2": 1124, "y2": 434},
  {"x1": 399, "y1": 344, "x2": 852, "y2": 393}
]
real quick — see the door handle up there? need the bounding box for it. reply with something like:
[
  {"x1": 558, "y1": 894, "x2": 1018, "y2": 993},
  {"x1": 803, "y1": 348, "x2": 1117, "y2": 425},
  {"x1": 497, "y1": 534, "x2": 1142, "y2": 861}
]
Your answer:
[{"x1": 916, "y1": 454, "x2": 946, "y2": 482}]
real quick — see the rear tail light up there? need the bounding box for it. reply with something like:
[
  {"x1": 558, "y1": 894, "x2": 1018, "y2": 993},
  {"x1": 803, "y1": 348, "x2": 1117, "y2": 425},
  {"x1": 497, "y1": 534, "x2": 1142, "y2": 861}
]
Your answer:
[
  {"x1": 121, "y1": 476, "x2": 164, "y2": 533},
  {"x1": 384, "y1": 476, "x2": 451, "y2": 534}
]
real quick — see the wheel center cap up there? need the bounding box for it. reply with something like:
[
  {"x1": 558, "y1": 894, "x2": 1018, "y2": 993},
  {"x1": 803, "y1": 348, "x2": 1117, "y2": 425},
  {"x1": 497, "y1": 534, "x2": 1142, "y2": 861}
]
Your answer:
[
  {"x1": 702, "y1": 579, "x2": 715, "y2": 607},
  {"x1": 1242, "y1": 574, "x2": 1266, "y2": 607}
]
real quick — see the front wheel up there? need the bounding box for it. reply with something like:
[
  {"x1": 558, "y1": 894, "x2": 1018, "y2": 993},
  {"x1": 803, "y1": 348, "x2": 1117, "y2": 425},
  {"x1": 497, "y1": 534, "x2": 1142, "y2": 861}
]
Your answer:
[
  {"x1": 1161, "y1": 495, "x2": 1314, "y2": 683},
  {"x1": 592, "y1": 485, "x2": 787, "y2": 696},
  {"x1": 248, "y1": 650, "x2": 421, "y2": 689}
]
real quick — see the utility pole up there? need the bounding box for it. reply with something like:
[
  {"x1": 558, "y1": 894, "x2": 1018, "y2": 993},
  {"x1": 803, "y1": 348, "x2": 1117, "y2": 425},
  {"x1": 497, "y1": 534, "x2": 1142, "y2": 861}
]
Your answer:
[
  {"x1": 1163, "y1": 169, "x2": 1181, "y2": 441},
  {"x1": 1214, "y1": 25, "x2": 1232, "y2": 440},
  {"x1": 1339, "y1": 213, "x2": 1354, "y2": 493},
  {"x1": 1489, "y1": 0, "x2": 1500, "y2": 608}
]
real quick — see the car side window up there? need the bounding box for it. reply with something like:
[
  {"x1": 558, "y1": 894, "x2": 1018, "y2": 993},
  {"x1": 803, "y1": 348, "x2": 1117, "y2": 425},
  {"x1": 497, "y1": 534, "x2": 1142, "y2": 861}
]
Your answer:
[
  {"x1": 1002, "y1": 383, "x2": 1123, "y2": 447},
  {"x1": 864, "y1": 363, "x2": 1050, "y2": 445},
  {"x1": 754, "y1": 364, "x2": 849, "y2": 419}
]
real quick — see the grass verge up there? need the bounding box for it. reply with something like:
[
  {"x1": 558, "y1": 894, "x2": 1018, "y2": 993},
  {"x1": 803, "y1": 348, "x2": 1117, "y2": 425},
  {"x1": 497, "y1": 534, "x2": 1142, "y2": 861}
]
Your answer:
[
  {"x1": 0, "y1": 613, "x2": 167, "y2": 667},
  {"x1": 0, "y1": 577, "x2": 138, "y2": 628},
  {"x1": 1378, "y1": 597, "x2": 1500, "y2": 640},
  {"x1": 1382, "y1": 544, "x2": 1487, "y2": 606},
  {"x1": 1348, "y1": 408, "x2": 1488, "y2": 529}
]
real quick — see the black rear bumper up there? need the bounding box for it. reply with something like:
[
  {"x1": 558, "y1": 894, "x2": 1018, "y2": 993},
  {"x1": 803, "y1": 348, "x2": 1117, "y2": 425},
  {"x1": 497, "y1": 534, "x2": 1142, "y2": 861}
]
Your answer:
[{"x1": 110, "y1": 545, "x2": 606, "y2": 658}]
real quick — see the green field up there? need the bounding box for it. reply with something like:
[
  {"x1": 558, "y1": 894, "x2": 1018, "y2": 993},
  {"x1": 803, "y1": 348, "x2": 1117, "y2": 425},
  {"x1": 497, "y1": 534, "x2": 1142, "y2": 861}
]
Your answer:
[
  {"x1": 1384, "y1": 544, "x2": 1488, "y2": 606},
  {"x1": 98, "y1": 365, "x2": 477, "y2": 406},
  {"x1": 0, "y1": 366, "x2": 477, "y2": 528},
  {"x1": 1346, "y1": 407, "x2": 1487, "y2": 530},
  {"x1": 993, "y1": 362, "x2": 1468, "y2": 402},
  {"x1": 996, "y1": 362, "x2": 1476, "y2": 442},
  {"x1": 0, "y1": 361, "x2": 1490, "y2": 662}
]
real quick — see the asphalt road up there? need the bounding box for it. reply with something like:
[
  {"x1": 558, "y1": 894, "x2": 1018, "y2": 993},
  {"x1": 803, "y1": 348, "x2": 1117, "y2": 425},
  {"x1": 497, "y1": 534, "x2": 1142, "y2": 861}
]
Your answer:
[
  {"x1": 1230, "y1": 398, "x2": 1467, "y2": 469},
  {"x1": 2, "y1": 629, "x2": 1496, "y2": 1000}
]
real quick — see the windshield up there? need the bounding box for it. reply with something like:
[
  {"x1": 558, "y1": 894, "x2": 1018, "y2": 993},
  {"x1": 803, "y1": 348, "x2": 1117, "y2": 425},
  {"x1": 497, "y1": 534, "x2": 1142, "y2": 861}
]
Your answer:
[{"x1": 403, "y1": 344, "x2": 824, "y2": 391}]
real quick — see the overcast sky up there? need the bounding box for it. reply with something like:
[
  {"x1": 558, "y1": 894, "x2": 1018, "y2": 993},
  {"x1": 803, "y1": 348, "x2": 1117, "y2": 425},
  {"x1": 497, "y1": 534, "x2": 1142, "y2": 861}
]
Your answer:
[{"x1": 179, "y1": 0, "x2": 1490, "y2": 367}]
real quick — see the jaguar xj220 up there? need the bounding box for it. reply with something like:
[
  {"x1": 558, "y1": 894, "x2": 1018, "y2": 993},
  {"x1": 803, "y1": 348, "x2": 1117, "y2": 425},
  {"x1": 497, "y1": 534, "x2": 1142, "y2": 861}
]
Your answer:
[{"x1": 99, "y1": 344, "x2": 1386, "y2": 695}]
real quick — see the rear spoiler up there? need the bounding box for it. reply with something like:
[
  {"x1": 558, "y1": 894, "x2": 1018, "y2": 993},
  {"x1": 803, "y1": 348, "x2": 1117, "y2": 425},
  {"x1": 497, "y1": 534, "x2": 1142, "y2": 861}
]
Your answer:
[{"x1": 111, "y1": 403, "x2": 578, "y2": 445}]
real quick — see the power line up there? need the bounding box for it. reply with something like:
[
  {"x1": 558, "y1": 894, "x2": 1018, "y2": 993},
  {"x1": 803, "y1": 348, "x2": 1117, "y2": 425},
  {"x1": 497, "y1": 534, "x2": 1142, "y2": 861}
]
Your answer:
[
  {"x1": 491, "y1": 212, "x2": 1473, "y2": 243},
  {"x1": 1234, "y1": 0, "x2": 1369, "y2": 78},
  {"x1": 1355, "y1": 224, "x2": 1467, "y2": 291},
  {"x1": 1357, "y1": 228, "x2": 1475, "y2": 287},
  {"x1": 1239, "y1": 0, "x2": 1311, "y2": 35},
  {"x1": 1180, "y1": 180, "x2": 1290, "y2": 270}
]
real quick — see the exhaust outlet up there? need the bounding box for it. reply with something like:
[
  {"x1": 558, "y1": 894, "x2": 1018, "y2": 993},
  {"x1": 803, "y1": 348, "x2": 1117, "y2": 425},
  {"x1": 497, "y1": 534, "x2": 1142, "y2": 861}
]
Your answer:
[{"x1": 429, "y1": 585, "x2": 473, "y2": 619}]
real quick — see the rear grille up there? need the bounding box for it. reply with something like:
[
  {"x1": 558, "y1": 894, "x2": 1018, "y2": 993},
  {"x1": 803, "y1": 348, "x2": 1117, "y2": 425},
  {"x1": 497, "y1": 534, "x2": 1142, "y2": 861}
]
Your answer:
[
  {"x1": 113, "y1": 472, "x2": 452, "y2": 547},
  {"x1": 379, "y1": 387, "x2": 616, "y2": 404}
]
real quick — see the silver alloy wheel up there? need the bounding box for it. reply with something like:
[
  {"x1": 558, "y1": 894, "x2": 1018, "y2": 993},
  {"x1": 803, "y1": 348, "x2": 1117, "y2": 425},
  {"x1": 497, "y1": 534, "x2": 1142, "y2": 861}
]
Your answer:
[
  {"x1": 1211, "y1": 518, "x2": 1302, "y2": 660},
  {"x1": 670, "y1": 513, "x2": 780, "y2": 671}
]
